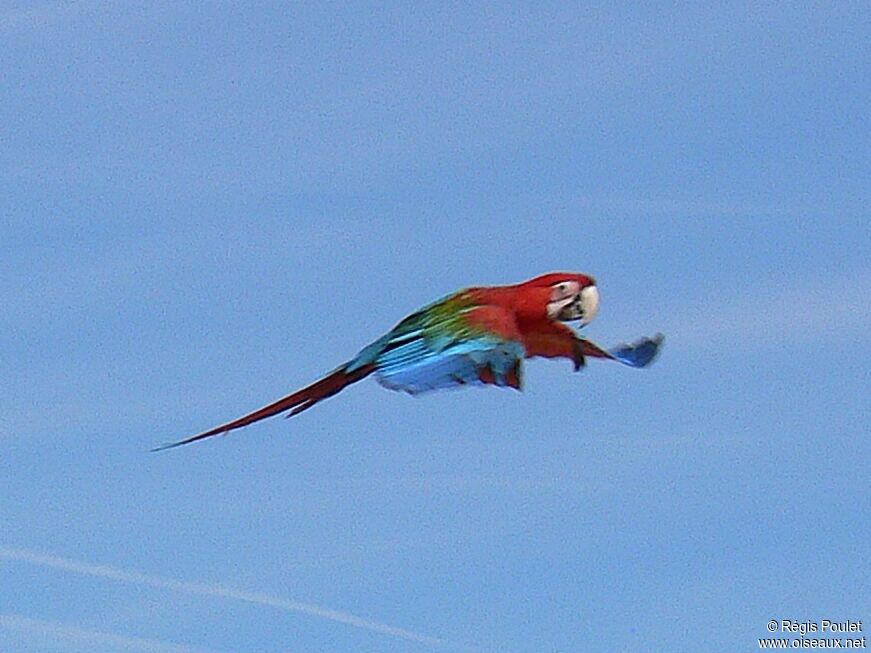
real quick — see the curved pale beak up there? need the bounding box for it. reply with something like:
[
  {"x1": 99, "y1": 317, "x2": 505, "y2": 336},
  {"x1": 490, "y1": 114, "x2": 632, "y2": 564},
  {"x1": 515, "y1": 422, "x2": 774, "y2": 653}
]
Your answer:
[
  {"x1": 553, "y1": 284, "x2": 599, "y2": 325},
  {"x1": 577, "y1": 285, "x2": 599, "y2": 326}
]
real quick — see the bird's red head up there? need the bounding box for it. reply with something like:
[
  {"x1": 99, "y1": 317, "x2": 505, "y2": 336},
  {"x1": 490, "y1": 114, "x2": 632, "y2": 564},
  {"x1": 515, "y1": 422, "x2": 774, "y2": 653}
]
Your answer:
[{"x1": 518, "y1": 272, "x2": 599, "y2": 326}]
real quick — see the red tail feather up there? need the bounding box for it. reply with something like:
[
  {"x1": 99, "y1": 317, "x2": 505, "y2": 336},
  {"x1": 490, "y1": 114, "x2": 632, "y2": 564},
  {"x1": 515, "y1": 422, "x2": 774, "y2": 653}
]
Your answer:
[{"x1": 156, "y1": 363, "x2": 375, "y2": 450}]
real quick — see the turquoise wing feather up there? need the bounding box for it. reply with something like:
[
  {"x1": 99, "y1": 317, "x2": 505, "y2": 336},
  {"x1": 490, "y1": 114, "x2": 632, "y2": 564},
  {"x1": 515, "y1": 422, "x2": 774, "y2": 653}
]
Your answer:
[
  {"x1": 377, "y1": 337, "x2": 525, "y2": 394},
  {"x1": 349, "y1": 292, "x2": 526, "y2": 395}
]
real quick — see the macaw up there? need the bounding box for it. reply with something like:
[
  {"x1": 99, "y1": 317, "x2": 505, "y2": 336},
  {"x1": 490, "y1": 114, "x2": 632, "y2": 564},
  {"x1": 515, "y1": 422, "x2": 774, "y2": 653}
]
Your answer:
[{"x1": 158, "y1": 272, "x2": 662, "y2": 450}]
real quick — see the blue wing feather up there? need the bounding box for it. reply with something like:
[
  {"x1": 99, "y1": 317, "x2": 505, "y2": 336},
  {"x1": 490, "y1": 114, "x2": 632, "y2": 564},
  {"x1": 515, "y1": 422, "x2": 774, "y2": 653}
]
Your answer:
[
  {"x1": 608, "y1": 333, "x2": 664, "y2": 368},
  {"x1": 376, "y1": 338, "x2": 524, "y2": 394}
]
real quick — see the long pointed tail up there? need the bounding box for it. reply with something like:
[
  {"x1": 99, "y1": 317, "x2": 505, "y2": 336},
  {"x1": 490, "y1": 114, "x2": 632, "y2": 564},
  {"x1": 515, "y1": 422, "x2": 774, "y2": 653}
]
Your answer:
[{"x1": 154, "y1": 362, "x2": 376, "y2": 451}]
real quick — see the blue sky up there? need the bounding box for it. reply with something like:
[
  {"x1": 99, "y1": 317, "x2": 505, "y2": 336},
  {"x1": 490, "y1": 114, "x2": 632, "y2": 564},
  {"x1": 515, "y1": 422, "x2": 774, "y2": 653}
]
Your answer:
[{"x1": 2, "y1": 2, "x2": 868, "y2": 652}]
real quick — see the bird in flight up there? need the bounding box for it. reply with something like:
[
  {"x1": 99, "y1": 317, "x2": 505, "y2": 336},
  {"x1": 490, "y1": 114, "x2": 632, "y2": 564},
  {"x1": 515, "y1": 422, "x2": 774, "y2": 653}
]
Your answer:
[{"x1": 158, "y1": 272, "x2": 662, "y2": 450}]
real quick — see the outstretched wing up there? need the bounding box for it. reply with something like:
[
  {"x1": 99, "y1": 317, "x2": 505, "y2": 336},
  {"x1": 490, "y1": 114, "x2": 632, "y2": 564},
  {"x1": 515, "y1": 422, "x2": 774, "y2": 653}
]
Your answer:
[
  {"x1": 520, "y1": 320, "x2": 663, "y2": 370},
  {"x1": 577, "y1": 333, "x2": 664, "y2": 368},
  {"x1": 373, "y1": 297, "x2": 526, "y2": 394}
]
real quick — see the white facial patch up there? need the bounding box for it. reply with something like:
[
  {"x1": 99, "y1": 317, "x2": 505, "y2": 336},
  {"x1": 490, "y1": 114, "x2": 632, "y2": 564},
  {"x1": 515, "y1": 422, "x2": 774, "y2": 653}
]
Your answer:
[{"x1": 546, "y1": 281, "x2": 581, "y2": 319}]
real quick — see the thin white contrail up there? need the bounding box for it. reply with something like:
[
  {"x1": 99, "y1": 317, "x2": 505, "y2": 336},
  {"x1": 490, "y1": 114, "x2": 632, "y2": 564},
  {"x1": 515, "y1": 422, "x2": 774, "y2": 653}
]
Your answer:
[
  {"x1": 0, "y1": 545, "x2": 467, "y2": 650},
  {"x1": 0, "y1": 613, "x2": 220, "y2": 653}
]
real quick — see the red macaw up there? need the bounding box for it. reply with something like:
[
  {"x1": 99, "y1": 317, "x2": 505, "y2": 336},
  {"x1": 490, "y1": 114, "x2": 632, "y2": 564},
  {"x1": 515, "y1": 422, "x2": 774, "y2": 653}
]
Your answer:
[{"x1": 158, "y1": 272, "x2": 662, "y2": 449}]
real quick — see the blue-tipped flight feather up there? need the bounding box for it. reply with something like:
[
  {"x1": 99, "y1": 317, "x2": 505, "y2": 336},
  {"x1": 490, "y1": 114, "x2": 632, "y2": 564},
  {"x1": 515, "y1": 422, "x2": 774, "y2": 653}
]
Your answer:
[{"x1": 608, "y1": 333, "x2": 664, "y2": 368}]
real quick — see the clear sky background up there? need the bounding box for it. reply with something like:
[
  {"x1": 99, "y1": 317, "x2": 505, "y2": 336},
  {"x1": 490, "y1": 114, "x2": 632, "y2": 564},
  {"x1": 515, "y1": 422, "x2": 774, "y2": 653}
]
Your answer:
[{"x1": 2, "y1": 3, "x2": 869, "y2": 652}]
